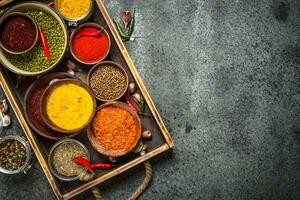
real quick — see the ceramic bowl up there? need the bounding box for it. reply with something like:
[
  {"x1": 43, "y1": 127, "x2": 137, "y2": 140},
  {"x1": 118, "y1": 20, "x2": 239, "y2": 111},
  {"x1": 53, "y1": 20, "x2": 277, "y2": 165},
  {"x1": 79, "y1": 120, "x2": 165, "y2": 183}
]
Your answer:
[
  {"x1": 40, "y1": 79, "x2": 96, "y2": 135},
  {"x1": 87, "y1": 101, "x2": 142, "y2": 157},
  {"x1": 0, "y1": 2, "x2": 68, "y2": 76},
  {"x1": 24, "y1": 73, "x2": 80, "y2": 140},
  {"x1": 87, "y1": 61, "x2": 129, "y2": 102},
  {"x1": 0, "y1": 12, "x2": 39, "y2": 54},
  {"x1": 70, "y1": 23, "x2": 111, "y2": 65}
]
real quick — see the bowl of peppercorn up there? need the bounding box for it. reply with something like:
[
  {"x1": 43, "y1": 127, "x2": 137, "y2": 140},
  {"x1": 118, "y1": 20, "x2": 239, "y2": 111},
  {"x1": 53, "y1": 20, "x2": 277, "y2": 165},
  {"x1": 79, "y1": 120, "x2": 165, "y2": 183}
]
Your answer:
[
  {"x1": 87, "y1": 61, "x2": 129, "y2": 102},
  {"x1": 0, "y1": 135, "x2": 32, "y2": 174},
  {"x1": 0, "y1": 12, "x2": 39, "y2": 55}
]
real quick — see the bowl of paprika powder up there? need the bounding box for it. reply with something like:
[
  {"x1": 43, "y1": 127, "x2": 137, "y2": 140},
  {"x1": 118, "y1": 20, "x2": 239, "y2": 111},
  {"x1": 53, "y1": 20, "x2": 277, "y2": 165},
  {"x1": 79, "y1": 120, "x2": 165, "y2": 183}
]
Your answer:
[
  {"x1": 0, "y1": 12, "x2": 38, "y2": 54},
  {"x1": 70, "y1": 23, "x2": 111, "y2": 65}
]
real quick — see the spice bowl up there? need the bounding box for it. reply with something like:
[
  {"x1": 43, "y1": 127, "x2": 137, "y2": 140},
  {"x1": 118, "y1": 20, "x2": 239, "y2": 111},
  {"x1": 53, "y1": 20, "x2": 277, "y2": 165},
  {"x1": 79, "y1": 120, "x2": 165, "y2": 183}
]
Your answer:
[
  {"x1": 0, "y1": 12, "x2": 39, "y2": 55},
  {"x1": 87, "y1": 101, "x2": 142, "y2": 157},
  {"x1": 0, "y1": 135, "x2": 32, "y2": 174},
  {"x1": 70, "y1": 23, "x2": 111, "y2": 65},
  {"x1": 87, "y1": 61, "x2": 129, "y2": 102},
  {"x1": 24, "y1": 73, "x2": 79, "y2": 140},
  {"x1": 0, "y1": 2, "x2": 68, "y2": 76},
  {"x1": 40, "y1": 79, "x2": 96, "y2": 135},
  {"x1": 48, "y1": 139, "x2": 90, "y2": 181},
  {"x1": 54, "y1": 0, "x2": 93, "y2": 26}
]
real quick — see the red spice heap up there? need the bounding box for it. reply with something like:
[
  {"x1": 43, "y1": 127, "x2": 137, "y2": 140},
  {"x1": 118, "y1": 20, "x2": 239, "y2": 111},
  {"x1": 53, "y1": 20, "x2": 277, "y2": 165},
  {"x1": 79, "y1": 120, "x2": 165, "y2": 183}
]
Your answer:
[
  {"x1": 92, "y1": 106, "x2": 137, "y2": 151},
  {"x1": 1, "y1": 16, "x2": 36, "y2": 52},
  {"x1": 29, "y1": 85, "x2": 48, "y2": 129},
  {"x1": 72, "y1": 27, "x2": 109, "y2": 63}
]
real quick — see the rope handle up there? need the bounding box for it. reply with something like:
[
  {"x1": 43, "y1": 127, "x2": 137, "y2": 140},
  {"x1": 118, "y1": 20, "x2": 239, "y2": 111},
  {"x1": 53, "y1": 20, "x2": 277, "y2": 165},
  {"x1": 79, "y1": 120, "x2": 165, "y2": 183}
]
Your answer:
[{"x1": 80, "y1": 157, "x2": 152, "y2": 200}]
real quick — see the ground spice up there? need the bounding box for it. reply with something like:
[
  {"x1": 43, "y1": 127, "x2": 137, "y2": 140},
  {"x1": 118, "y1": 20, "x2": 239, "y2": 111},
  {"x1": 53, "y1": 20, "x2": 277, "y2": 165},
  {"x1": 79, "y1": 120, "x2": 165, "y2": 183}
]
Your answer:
[
  {"x1": 53, "y1": 143, "x2": 87, "y2": 176},
  {"x1": 1, "y1": 16, "x2": 36, "y2": 52},
  {"x1": 92, "y1": 106, "x2": 137, "y2": 151},
  {"x1": 57, "y1": 0, "x2": 91, "y2": 19},
  {"x1": 0, "y1": 139, "x2": 26, "y2": 170},
  {"x1": 72, "y1": 27, "x2": 109, "y2": 63},
  {"x1": 4, "y1": 10, "x2": 65, "y2": 72},
  {"x1": 29, "y1": 85, "x2": 48, "y2": 129},
  {"x1": 89, "y1": 65, "x2": 126, "y2": 100},
  {"x1": 46, "y1": 82, "x2": 94, "y2": 130}
]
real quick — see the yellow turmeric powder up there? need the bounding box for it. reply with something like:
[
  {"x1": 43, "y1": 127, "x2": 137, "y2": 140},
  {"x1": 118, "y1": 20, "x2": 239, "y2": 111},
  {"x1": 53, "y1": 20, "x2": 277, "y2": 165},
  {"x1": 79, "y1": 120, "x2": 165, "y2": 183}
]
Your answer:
[
  {"x1": 46, "y1": 82, "x2": 94, "y2": 131},
  {"x1": 57, "y1": 0, "x2": 91, "y2": 19}
]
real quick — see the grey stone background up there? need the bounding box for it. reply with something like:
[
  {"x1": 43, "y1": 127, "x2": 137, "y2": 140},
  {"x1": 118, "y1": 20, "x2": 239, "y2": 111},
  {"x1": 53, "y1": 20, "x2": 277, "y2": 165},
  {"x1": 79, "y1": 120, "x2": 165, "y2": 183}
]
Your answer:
[{"x1": 1, "y1": 0, "x2": 300, "y2": 199}]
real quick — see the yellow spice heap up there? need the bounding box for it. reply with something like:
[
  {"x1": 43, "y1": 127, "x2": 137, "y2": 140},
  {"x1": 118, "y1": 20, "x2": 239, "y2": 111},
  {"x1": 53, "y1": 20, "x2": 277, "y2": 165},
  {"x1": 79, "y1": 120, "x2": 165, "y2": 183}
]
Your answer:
[
  {"x1": 57, "y1": 0, "x2": 91, "y2": 19},
  {"x1": 46, "y1": 83, "x2": 93, "y2": 130}
]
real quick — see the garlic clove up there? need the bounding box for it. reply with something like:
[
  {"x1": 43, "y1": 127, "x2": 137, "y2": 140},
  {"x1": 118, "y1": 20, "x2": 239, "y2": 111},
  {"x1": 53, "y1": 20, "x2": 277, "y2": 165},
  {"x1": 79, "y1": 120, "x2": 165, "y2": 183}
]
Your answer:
[
  {"x1": 142, "y1": 130, "x2": 152, "y2": 139},
  {"x1": 0, "y1": 99, "x2": 8, "y2": 113},
  {"x1": 2, "y1": 115, "x2": 11, "y2": 127},
  {"x1": 67, "y1": 69, "x2": 75, "y2": 76},
  {"x1": 132, "y1": 93, "x2": 141, "y2": 104},
  {"x1": 128, "y1": 83, "x2": 137, "y2": 94}
]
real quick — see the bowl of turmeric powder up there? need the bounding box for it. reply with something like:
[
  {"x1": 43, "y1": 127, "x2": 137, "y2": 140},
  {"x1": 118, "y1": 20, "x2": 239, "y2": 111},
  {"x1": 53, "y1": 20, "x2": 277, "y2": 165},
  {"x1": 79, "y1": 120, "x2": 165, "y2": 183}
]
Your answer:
[
  {"x1": 40, "y1": 79, "x2": 96, "y2": 135},
  {"x1": 87, "y1": 101, "x2": 142, "y2": 157}
]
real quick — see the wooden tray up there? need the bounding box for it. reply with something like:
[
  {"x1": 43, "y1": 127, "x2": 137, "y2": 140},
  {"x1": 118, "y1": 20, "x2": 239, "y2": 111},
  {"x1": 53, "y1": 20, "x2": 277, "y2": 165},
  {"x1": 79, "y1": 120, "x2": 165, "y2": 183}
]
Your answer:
[{"x1": 0, "y1": 0, "x2": 174, "y2": 199}]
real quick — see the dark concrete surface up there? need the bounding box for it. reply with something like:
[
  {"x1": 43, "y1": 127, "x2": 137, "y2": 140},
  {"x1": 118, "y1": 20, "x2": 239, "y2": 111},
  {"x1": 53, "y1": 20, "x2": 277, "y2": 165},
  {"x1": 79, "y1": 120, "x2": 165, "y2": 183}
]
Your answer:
[{"x1": 1, "y1": 0, "x2": 300, "y2": 199}]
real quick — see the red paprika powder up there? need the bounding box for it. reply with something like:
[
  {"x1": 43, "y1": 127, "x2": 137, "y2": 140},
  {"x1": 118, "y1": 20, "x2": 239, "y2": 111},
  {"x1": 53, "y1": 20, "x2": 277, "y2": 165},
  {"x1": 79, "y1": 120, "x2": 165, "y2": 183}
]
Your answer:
[{"x1": 72, "y1": 27, "x2": 110, "y2": 64}]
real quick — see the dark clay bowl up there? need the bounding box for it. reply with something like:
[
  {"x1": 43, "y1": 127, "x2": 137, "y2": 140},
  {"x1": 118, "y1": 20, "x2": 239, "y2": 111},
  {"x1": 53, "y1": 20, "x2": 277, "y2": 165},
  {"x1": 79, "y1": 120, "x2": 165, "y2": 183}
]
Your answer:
[
  {"x1": 87, "y1": 61, "x2": 129, "y2": 102},
  {"x1": 0, "y1": 12, "x2": 39, "y2": 55},
  {"x1": 40, "y1": 79, "x2": 96, "y2": 135},
  {"x1": 24, "y1": 73, "x2": 79, "y2": 140},
  {"x1": 87, "y1": 101, "x2": 142, "y2": 157}
]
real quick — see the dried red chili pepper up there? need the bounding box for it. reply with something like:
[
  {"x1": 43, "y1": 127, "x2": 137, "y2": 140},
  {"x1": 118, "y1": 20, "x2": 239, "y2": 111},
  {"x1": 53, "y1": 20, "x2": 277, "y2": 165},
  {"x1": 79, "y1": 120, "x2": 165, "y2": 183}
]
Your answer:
[
  {"x1": 75, "y1": 28, "x2": 103, "y2": 39},
  {"x1": 73, "y1": 156, "x2": 93, "y2": 172},
  {"x1": 91, "y1": 163, "x2": 112, "y2": 170},
  {"x1": 125, "y1": 95, "x2": 139, "y2": 113},
  {"x1": 38, "y1": 27, "x2": 51, "y2": 61},
  {"x1": 73, "y1": 157, "x2": 112, "y2": 172}
]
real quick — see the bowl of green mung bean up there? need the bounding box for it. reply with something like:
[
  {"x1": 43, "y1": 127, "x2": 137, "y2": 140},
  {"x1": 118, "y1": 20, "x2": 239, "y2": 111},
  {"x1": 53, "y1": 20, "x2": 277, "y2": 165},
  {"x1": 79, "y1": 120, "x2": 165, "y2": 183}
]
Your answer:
[{"x1": 0, "y1": 2, "x2": 68, "y2": 76}]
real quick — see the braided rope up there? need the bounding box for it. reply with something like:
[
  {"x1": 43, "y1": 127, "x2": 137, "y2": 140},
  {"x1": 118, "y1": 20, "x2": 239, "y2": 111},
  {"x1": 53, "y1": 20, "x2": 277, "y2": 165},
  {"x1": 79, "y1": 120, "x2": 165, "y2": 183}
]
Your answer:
[
  {"x1": 127, "y1": 160, "x2": 152, "y2": 200},
  {"x1": 79, "y1": 159, "x2": 152, "y2": 200}
]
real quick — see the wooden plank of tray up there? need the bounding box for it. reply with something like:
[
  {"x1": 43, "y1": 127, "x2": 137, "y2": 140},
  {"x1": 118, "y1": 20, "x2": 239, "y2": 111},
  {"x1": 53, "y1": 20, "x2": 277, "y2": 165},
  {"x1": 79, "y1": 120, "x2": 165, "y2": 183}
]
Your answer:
[{"x1": 0, "y1": 1, "x2": 174, "y2": 199}]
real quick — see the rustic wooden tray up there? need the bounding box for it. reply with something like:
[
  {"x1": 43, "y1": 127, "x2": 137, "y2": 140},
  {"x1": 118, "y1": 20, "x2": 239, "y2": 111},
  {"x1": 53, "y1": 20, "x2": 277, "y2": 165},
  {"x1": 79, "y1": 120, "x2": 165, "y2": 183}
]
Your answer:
[{"x1": 0, "y1": 0, "x2": 174, "y2": 199}]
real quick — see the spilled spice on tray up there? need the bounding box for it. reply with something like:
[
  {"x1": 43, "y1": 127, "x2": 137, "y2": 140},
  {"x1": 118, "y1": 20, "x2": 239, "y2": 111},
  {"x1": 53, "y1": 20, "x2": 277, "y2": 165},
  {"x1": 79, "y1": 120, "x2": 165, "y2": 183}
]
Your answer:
[
  {"x1": 4, "y1": 10, "x2": 65, "y2": 72},
  {"x1": 29, "y1": 85, "x2": 48, "y2": 129},
  {"x1": 52, "y1": 143, "x2": 87, "y2": 176},
  {"x1": 46, "y1": 82, "x2": 94, "y2": 130},
  {"x1": 72, "y1": 27, "x2": 109, "y2": 63},
  {"x1": 0, "y1": 139, "x2": 26, "y2": 170},
  {"x1": 1, "y1": 16, "x2": 37, "y2": 52},
  {"x1": 89, "y1": 65, "x2": 126, "y2": 100},
  {"x1": 92, "y1": 106, "x2": 137, "y2": 151}
]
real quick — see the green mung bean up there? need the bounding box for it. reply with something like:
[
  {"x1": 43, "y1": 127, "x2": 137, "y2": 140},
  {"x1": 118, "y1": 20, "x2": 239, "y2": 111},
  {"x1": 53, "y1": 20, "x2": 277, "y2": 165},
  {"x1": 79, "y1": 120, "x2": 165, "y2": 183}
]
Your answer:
[{"x1": 4, "y1": 10, "x2": 65, "y2": 72}]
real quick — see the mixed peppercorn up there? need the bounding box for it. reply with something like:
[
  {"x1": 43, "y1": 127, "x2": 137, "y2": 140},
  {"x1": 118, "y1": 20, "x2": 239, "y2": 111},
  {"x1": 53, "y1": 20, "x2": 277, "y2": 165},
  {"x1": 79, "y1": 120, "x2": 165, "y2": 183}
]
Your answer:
[{"x1": 0, "y1": 139, "x2": 26, "y2": 170}]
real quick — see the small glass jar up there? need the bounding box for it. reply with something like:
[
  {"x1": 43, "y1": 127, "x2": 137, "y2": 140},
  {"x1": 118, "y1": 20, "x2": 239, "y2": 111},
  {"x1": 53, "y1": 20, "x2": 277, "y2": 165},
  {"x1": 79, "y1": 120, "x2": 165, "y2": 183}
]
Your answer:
[{"x1": 0, "y1": 135, "x2": 33, "y2": 174}]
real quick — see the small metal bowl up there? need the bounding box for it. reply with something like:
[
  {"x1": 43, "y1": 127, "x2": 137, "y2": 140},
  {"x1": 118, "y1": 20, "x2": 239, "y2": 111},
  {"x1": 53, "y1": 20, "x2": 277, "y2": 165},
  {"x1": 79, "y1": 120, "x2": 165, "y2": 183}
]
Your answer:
[
  {"x1": 48, "y1": 139, "x2": 90, "y2": 181},
  {"x1": 0, "y1": 12, "x2": 39, "y2": 54},
  {"x1": 70, "y1": 23, "x2": 111, "y2": 65},
  {"x1": 0, "y1": 135, "x2": 32, "y2": 174},
  {"x1": 40, "y1": 79, "x2": 96, "y2": 135},
  {"x1": 54, "y1": 0, "x2": 93, "y2": 26},
  {"x1": 87, "y1": 61, "x2": 129, "y2": 102},
  {"x1": 87, "y1": 101, "x2": 142, "y2": 157}
]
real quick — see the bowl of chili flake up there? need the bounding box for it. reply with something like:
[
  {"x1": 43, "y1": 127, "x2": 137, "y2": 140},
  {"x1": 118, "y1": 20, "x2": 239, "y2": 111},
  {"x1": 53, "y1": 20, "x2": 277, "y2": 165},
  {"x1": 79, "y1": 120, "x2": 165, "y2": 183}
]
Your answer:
[{"x1": 87, "y1": 101, "x2": 142, "y2": 157}]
